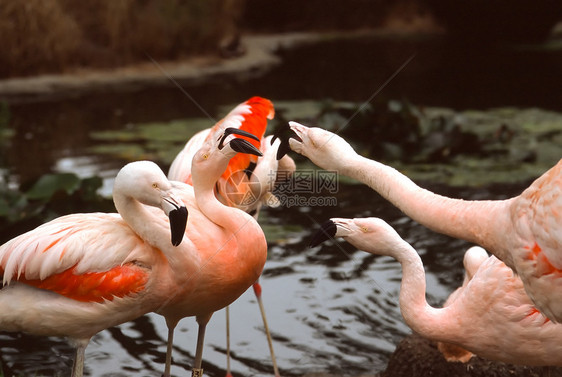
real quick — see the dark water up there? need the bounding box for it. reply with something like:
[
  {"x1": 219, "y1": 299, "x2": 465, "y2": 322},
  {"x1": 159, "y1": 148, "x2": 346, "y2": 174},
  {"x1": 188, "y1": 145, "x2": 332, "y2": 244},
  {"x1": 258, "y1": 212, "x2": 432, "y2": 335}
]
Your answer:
[{"x1": 0, "y1": 33, "x2": 558, "y2": 376}]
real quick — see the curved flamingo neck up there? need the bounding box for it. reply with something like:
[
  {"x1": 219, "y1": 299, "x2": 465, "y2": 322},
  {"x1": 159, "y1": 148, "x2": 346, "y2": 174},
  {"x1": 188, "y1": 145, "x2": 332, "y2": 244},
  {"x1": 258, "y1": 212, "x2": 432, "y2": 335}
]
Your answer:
[
  {"x1": 390, "y1": 241, "x2": 456, "y2": 342},
  {"x1": 194, "y1": 182, "x2": 253, "y2": 231},
  {"x1": 113, "y1": 192, "x2": 170, "y2": 253},
  {"x1": 343, "y1": 155, "x2": 513, "y2": 264}
]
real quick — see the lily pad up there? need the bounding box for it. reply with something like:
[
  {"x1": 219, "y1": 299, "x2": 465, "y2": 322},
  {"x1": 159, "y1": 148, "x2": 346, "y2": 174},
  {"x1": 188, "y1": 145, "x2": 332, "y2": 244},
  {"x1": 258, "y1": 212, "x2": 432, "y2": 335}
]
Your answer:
[
  {"x1": 88, "y1": 143, "x2": 154, "y2": 161},
  {"x1": 26, "y1": 173, "x2": 81, "y2": 200},
  {"x1": 88, "y1": 117, "x2": 213, "y2": 164},
  {"x1": 289, "y1": 101, "x2": 562, "y2": 187}
]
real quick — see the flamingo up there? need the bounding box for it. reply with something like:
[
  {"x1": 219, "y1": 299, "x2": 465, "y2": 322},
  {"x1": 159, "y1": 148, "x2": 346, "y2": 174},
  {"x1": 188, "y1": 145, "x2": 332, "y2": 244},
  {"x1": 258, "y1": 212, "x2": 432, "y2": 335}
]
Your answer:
[
  {"x1": 157, "y1": 127, "x2": 268, "y2": 377},
  {"x1": 283, "y1": 121, "x2": 562, "y2": 323},
  {"x1": 310, "y1": 217, "x2": 562, "y2": 366},
  {"x1": 168, "y1": 97, "x2": 294, "y2": 376},
  {"x1": 0, "y1": 160, "x2": 188, "y2": 377}
]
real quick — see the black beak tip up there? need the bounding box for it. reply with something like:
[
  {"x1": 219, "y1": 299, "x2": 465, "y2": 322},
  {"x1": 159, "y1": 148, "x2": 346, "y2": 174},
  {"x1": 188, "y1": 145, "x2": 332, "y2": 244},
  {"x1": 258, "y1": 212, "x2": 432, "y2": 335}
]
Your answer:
[
  {"x1": 224, "y1": 127, "x2": 261, "y2": 142},
  {"x1": 169, "y1": 206, "x2": 188, "y2": 246},
  {"x1": 271, "y1": 123, "x2": 302, "y2": 160},
  {"x1": 308, "y1": 220, "x2": 337, "y2": 248},
  {"x1": 230, "y1": 138, "x2": 263, "y2": 157}
]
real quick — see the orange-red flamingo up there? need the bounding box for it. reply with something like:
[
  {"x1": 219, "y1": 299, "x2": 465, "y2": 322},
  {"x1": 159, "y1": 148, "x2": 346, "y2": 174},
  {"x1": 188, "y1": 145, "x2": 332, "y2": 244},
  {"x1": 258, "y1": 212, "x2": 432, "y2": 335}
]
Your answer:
[
  {"x1": 285, "y1": 121, "x2": 562, "y2": 323},
  {"x1": 169, "y1": 97, "x2": 293, "y2": 376},
  {"x1": 0, "y1": 160, "x2": 188, "y2": 377},
  {"x1": 310, "y1": 217, "x2": 562, "y2": 366}
]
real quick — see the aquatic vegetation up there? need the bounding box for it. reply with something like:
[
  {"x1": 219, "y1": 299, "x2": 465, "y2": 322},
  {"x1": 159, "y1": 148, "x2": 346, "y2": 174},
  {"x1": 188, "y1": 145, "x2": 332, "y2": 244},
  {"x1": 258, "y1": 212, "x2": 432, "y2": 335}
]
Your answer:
[
  {"x1": 89, "y1": 117, "x2": 211, "y2": 164},
  {"x1": 274, "y1": 100, "x2": 562, "y2": 186},
  {"x1": 88, "y1": 99, "x2": 561, "y2": 187},
  {"x1": 0, "y1": 172, "x2": 108, "y2": 243}
]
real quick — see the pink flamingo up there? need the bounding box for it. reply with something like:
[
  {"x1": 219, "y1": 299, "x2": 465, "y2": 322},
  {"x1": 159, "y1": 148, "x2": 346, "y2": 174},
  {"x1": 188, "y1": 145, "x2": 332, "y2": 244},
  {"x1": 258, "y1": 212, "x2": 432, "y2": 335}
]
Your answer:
[
  {"x1": 310, "y1": 217, "x2": 562, "y2": 366},
  {"x1": 0, "y1": 160, "x2": 188, "y2": 377},
  {"x1": 158, "y1": 127, "x2": 268, "y2": 377},
  {"x1": 285, "y1": 121, "x2": 562, "y2": 323},
  {"x1": 169, "y1": 97, "x2": 294, "y2": 376}
]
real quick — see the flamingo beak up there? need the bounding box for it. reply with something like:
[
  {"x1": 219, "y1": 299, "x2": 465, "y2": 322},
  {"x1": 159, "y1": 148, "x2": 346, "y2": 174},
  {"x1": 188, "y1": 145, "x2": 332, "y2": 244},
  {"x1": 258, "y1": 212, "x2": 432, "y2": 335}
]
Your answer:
[
  {"x1": 270, "y1": 122, "x2": 303, "y2": 160},
  {"x1": 218, "y1": 128, "x2": 263, "y2": 157},
  {"x1": 163, "y1": 196, "x2": 188, "y2": 246},
  {"x1": 229, "y1": 138, "x2": 263, "y2": 157},
  {"x1": 168, "y1": 205, "x2": 188, "y2": 246},
  {"x1": 219, "y1": 128, "x2": 260, "y2": 149},
  {"x1": 309, "y1": 220, "x2": 338, "y2": 248}
]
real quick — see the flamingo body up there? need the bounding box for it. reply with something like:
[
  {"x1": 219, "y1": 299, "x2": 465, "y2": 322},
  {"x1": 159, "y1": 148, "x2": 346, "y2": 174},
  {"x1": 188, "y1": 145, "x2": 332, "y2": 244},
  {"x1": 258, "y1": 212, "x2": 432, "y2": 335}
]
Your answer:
[
  {"x1": 311, "y1": 217, "x2": 562, "y2": 366},
  {"x1": 156, "y1": 181, "x2": 267, "y2": 321},
  {"x1": 287, "y1": 122, "x2": 562, "y2": 323},
  {"x1": 168, "y1": 98, "x2": 292, "y2": 376},
  {"x1": 158, "y1": 128, "x2": 268, "y2": 376}
]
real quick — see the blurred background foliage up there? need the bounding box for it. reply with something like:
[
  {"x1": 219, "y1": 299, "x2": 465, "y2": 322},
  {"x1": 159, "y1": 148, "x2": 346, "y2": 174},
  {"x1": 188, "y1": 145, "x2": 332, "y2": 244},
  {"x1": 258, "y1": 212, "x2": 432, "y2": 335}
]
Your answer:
[
  {"x1": 2, "y1": 0, "x2": 561, "y2": 78},
  {"x1": 0, "y1": 0, "x2": 230, "y2": 77}
]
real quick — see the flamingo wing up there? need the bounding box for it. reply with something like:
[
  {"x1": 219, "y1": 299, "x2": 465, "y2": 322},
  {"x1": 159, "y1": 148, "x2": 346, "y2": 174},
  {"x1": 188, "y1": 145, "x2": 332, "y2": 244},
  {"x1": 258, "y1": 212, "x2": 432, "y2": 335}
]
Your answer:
[
  {"x1": 168, "y1": 97, "x2": 274, "y2": 186},
  {"x1": 0, "y1": 213, "x2": 151, "y2": 303},
  {"x1": 168, "y1": 128, "x2": 211, "y2": 185},
  {"x1": 220, "y1": 96, "x2": 273, "y2": 180}
]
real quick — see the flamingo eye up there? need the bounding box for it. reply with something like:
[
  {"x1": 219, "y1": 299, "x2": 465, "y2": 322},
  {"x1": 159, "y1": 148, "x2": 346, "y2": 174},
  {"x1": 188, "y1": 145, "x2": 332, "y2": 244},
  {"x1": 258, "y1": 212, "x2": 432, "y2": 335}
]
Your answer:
[
  {"x1": 152, "y1": 183, "x2": 158, "y2": 189},
  {"x1": 203, "y1": 153, "x2": 209, "y2": 160},
  {"x1": 360, "y1": 226, "x2": 368, "y2": 233}
]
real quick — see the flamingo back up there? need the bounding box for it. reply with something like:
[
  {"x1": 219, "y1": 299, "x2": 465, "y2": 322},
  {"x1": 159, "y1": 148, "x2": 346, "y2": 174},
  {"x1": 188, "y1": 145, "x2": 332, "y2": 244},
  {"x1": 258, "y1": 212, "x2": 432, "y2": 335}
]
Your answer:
[
  {"x1": 518, "y1": 159, "x2": 562, "y2": 269},
  {"x1": 220, "y1": 97, "x2": 273, "y2": 181},
  {"x1": 168, "y1": 128, "x2": 211, "y2": 185}
]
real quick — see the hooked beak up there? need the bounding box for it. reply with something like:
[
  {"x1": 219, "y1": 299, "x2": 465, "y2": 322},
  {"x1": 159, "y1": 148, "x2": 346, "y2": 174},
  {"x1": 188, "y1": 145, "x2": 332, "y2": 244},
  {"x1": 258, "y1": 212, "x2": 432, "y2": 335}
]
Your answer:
[
  {"x1": 229, "y1": 138, "x2": 263, "y2": 156},
  {"x1": 270, "y1": 122, "x2": 303, "y2": 160},
  {"x1": 309, "y1": 220, "x2": 338, "y2": 248},
  {"x1": 163, "y1": 197, "x2": 188, "y2": 247},
  {"x1": 219, "y1": 128, "x2": 260, "y2": 149},
  {"x1": 219, "y1": 127, "x2": 263, "y2": 157},
  {"x1": 308, "y1": 219, "x2": 354, "y2": 248}
]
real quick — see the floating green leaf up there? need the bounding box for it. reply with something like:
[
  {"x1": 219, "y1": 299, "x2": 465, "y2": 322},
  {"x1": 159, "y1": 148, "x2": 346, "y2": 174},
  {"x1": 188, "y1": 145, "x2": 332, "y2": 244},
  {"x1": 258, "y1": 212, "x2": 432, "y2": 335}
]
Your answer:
[{"x1": 26, "y1": 173, "x2": 81, "y2": 200}]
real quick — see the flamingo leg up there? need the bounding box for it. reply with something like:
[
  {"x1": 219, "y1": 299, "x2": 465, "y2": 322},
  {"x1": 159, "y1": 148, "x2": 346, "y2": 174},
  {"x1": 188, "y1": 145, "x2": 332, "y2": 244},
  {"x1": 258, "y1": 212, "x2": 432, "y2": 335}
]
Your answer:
[
  {"x1": 70, "y1": 339, "x2": 89, "y2": 377},
  {"x1": 163, "y1": 320, "x2": 177, "y2": 377},
  {"x1": 192, "y1": 314, "x2": 212, "y2": 377},
  {"x1": 253, "y1": 280, "x2": 280, "y2": 377},
  {"x1": 225, "y1": 306, "x2": 233, "y2": 377}
]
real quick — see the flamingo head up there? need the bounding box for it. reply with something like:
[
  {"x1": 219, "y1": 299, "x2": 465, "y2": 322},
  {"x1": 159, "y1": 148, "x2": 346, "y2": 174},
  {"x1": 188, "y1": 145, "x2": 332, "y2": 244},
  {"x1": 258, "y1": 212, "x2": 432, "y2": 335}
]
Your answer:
[
  {"x1": 191, "y1": 127, "x2": 263, "y2": 186},
  {"x1": 309, "y1": 217, "x2": 403, "y2": 257},
  {"x1": 115, "y1": 161, "x2": 188, "y2": 246},
  {"x1": 283, "y1": 122, "x2": 359, "y2": 171}
]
